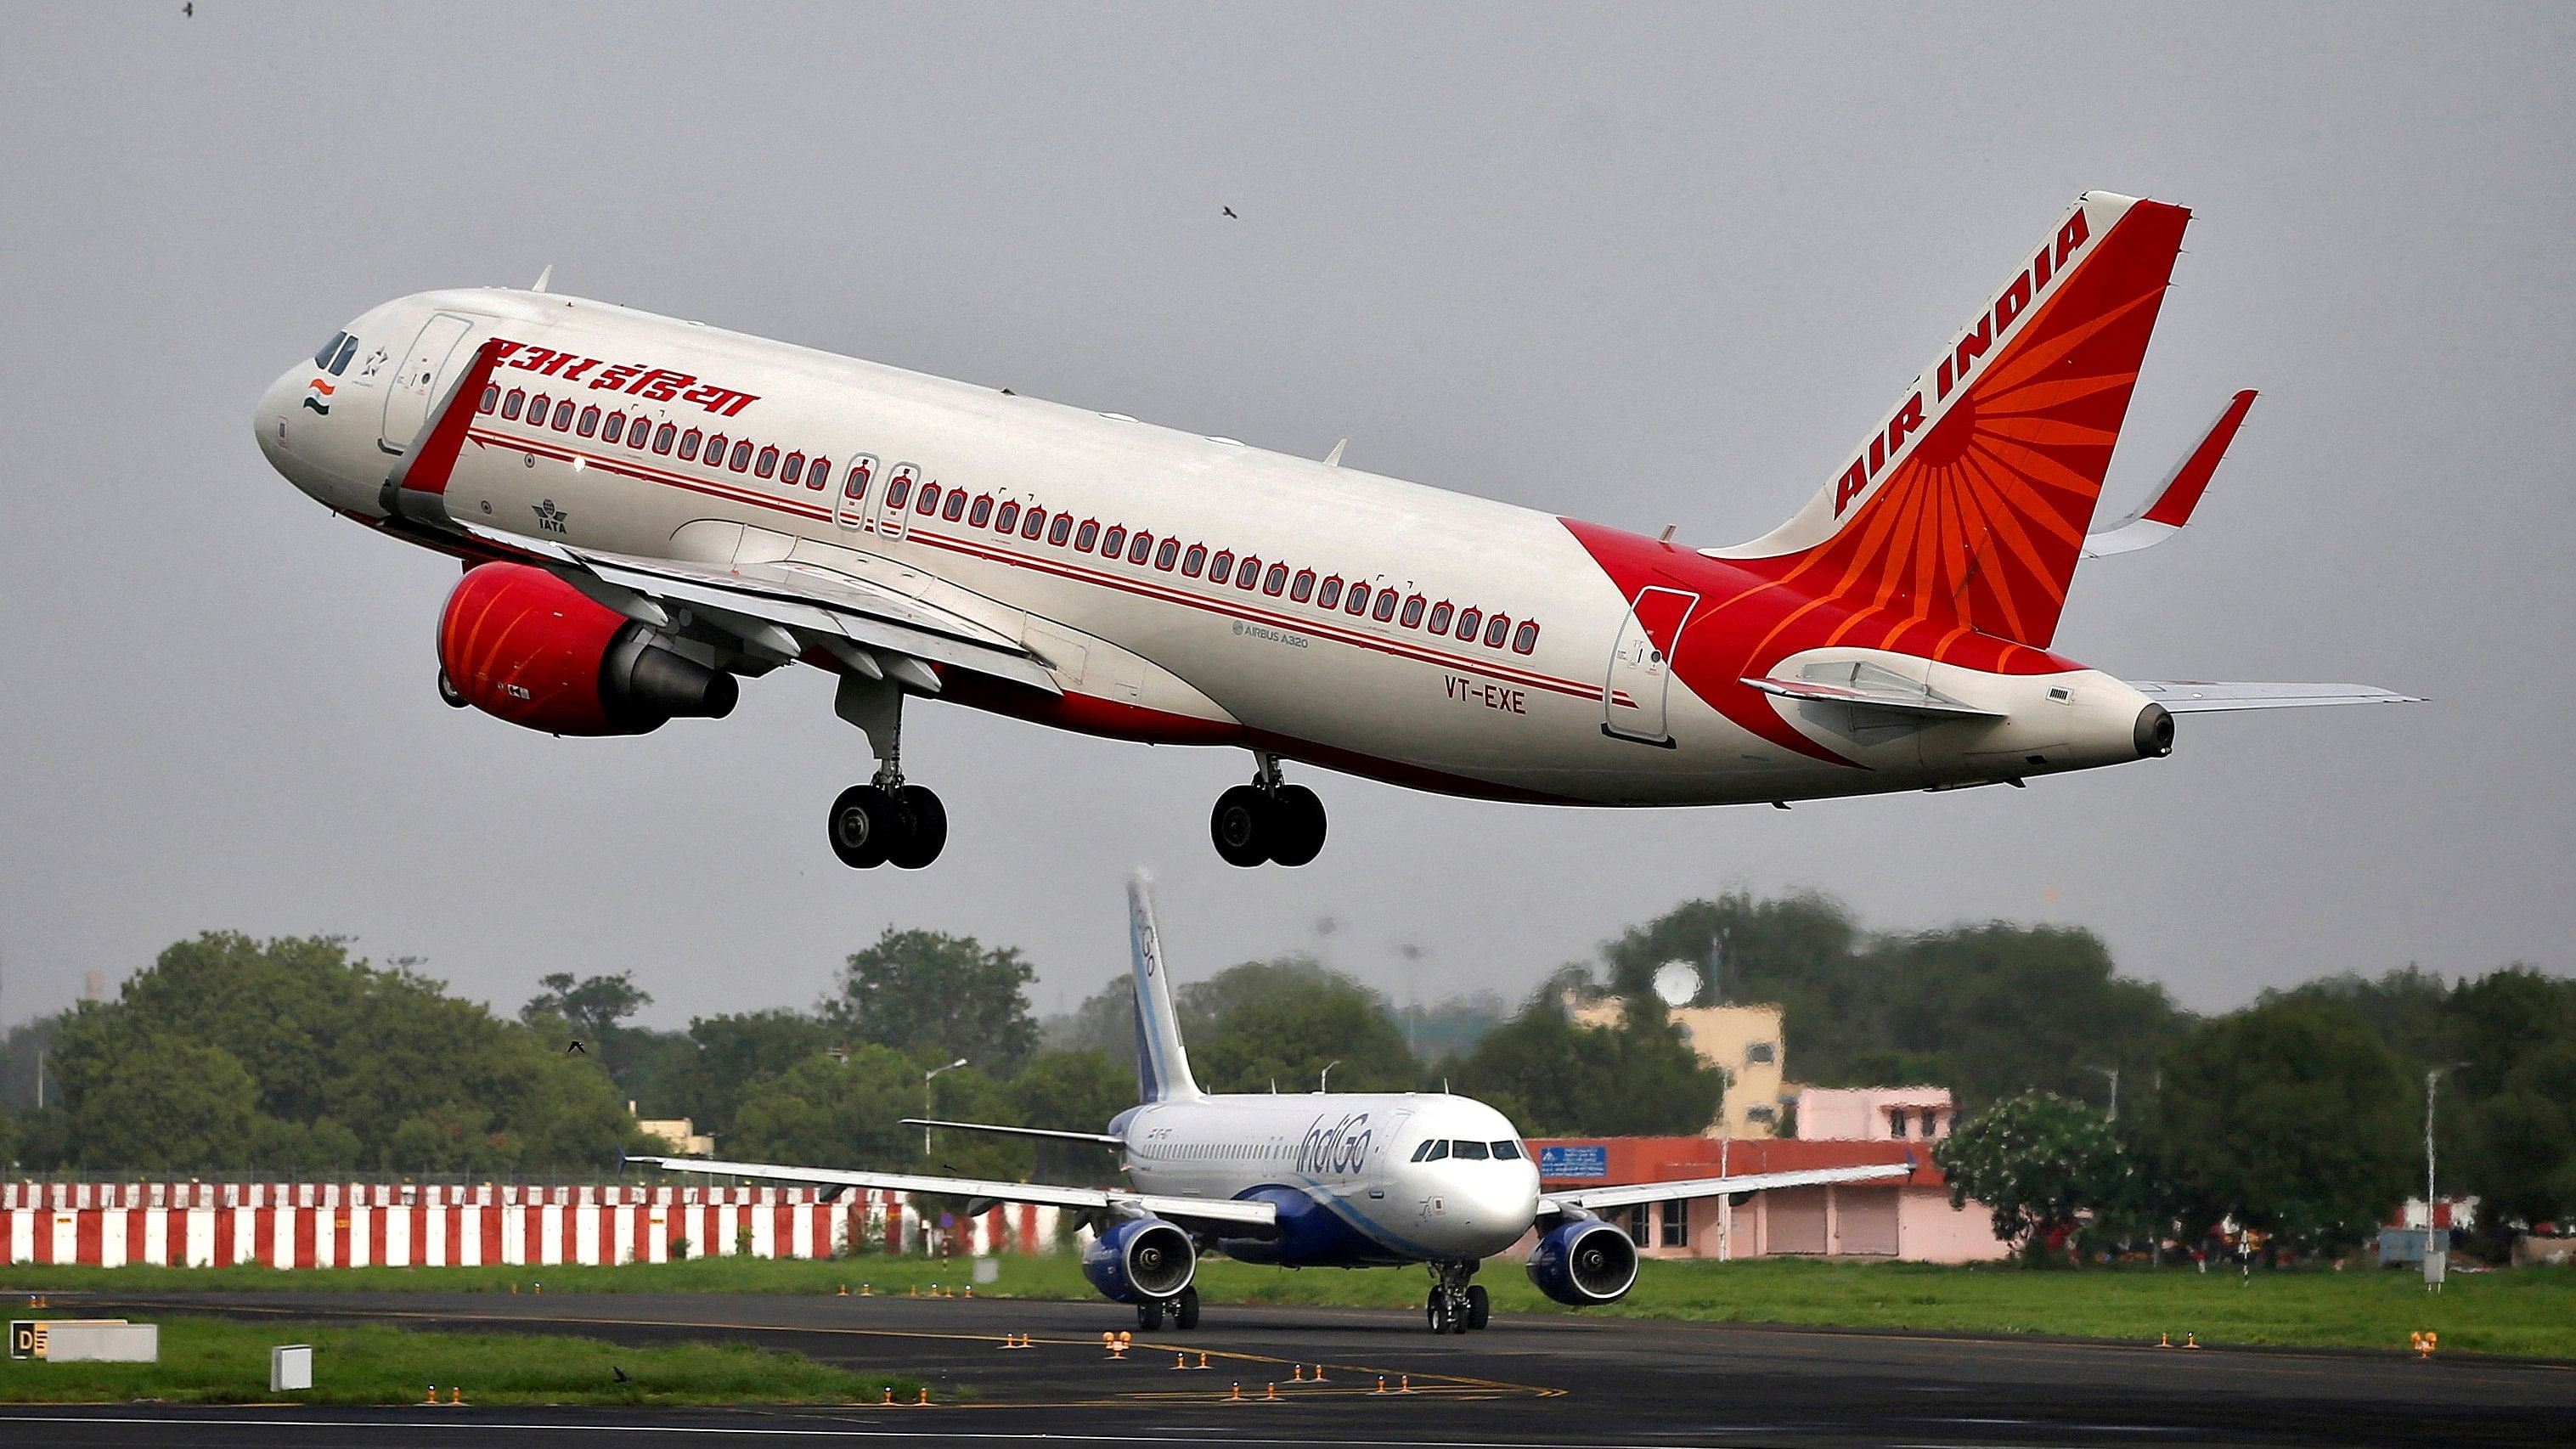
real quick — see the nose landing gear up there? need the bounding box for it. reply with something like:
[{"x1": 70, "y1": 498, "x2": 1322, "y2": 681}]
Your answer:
[
  {"x1": 1423, "y1": 1260, "x2": 1489, "y2": 1334},
  {"x1": 1210, "y1": 753, "x2": 1327, "y2": 867},
  {"x1": 827, "y1": 667, "x2": 947, "y2": 870}
]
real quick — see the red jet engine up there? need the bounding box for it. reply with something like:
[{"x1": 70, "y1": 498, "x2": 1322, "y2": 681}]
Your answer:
[{"x1": 437, "y1": 563, "x2": 737, "y2": 736}]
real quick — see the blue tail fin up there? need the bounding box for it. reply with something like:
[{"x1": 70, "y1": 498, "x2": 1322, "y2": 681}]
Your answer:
[{"x1": 1127, "y1": 872, "x2": 1202, "y2": 1102}]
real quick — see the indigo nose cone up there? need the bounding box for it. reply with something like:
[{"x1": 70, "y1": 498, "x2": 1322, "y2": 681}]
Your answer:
[{"x1": 2134, "y1": 702, "x2": 2174, "y2": 758}]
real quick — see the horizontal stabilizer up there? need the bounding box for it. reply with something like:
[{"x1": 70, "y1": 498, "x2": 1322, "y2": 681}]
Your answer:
[
  {"x1": 2127, "y1": 680, "x2": 2423, "y2": 712},
  {"x1": 1741, "y1": 674, "x2": 2002, "y2": 719},
  {"x1": 900, "y1": 1118, "x2": 1125, "y2": 1147},
  {"x1": 1542, "y1": 1162, "x2": 1914, "y2": 1217},
  {"x1": 2084, "y1": 389, "x2": 2258, "y2": 558}
]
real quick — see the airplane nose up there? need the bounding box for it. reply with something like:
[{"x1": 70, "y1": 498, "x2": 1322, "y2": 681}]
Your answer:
[{"x1": 253, "y1": 368, "x2": 298, "y2": 459}]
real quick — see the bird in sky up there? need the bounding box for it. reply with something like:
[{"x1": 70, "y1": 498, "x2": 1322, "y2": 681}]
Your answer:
[
  {"x1": 183, "y1": 3, "x2": 193, "y2": 14},
  {"x1": 1221, "y1": 206, "x2": 1237, "y2": 219},
  {"x1": 566, "y1": 1040, "x2": 585, "y2": 1056},
  {"x1": 612, "y1": 1366, "x2": 631, "y2": 1384}
]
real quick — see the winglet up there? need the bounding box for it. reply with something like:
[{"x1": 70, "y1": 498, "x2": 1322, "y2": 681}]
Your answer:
[
  {"x1": 2085, "y1": 389, "x2": 2257, "y2": 557},
  {"x1": 1323, "y1": 438, "x2": 1346, "y2": 468},
  {"x1": 532, "y1": 263, "x2": 554, "y2": 294}
]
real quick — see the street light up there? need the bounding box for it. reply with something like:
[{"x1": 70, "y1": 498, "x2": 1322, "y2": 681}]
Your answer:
[
  {"x1": 2087, "y1": 1065, "x2": 2122, "y2": 1122},
  {"x1": 2424, "y1": 1063, "x2": 2468, "y2": 1270},
  {"x1": 923, "y1": 1057, "x2": 968, "y2": 1153}
]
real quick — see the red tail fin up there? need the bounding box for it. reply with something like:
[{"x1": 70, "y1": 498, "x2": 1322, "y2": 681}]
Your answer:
[{"x1": 1716, "y1": 193, "x2": 2191, "y2": 649}]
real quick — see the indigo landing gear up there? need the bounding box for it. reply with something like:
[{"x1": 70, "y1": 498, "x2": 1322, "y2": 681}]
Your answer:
[
  {"x1": 827, "y1": 666, "x2": 947, "y2": 870},
  {"x1": 1136, "y1": 1286, "x2": 1201, "y2": 1332},
  {"x1": 1424, "y1": 1260, "x2": 1489, "y2": 1334},
  {"x1": 1210, "y1": 752, "x2": 1327, "y2": 868}
]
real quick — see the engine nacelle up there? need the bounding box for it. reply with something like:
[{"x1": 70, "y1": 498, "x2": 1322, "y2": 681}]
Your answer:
[
  {"x1": 437, "y1": 564, "x2": 737, "y2": 736},
  {"x1": 1079, "y1": 1215, "x2": 1197, "y2": 1305},
  {"x1": 1525, "y1": 1217, "x2": 1639, "y2": 1306}
]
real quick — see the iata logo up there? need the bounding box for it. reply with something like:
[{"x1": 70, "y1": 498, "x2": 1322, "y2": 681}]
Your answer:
[{"x1": 1833, "y1": 207, "x2": 2094, "y2": 516}]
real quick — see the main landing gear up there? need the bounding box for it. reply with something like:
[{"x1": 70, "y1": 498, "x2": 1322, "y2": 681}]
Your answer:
[
  {"x1": 1210, "y1": 753, "x2": 1327, "y2": 868},
  {"x1": 1423, "y1": 1260, "x2": 1490, "y2": 1334},
  {"x1": 1136, "y1": 1287, "x2": 1202, "y2": 1332},
  {"x1": 828, "y1": 668, "x2": 947, "y2": 870}
]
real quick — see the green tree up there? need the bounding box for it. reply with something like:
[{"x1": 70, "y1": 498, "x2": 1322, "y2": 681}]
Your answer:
[
  {"x1": 1007, "y1": 1049, "x2": 1131, "y2": 1183},
  {"x1": 521, "y1": 971, "x2": 655, "y2": 1041},
  {"x1": 2150, "y1": 994, "x2": 2415, "y2": 1254},
  {"x1": 1447, "y1": 998, "x2": 1722, "y2": 1137},
  {"x1": 64, "y1": 1030, "x2": 259, "y2": 1170},
  {"x1": 731, "y1": 1050, "x2": 920, "y2": 1168},
  {"x1": 1934, "y1": 1091, "x2": 2135, "y2": 1258},
  {"x1": 1040, "y1": 974, "x2": 1137, "y2": 1061},
  {"x1": 0, "y1": 1103, "x2": 21, "y2": 1168},
  {"x1": 2447, "y1": 967, "x2": 2576, "y2": 1241},
  {"x1": 826, "y1": 929, "x2": 1039, "y2": 1070},
  {"x1": 1183, "y1": 957, "x2": 1418, "y2": 1093},
  {"x1": 654, "y1": 1009, "x2": 837, "y2": 1136}
]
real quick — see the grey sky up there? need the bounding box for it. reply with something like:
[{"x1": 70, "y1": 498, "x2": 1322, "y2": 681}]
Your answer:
[{"x1": 3, "y1": 3, "x2": 2568, "y2": 1036}]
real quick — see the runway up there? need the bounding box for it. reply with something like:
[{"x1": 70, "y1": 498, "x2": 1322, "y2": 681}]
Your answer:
[{"x1": 3, "y1": 1289, "x2": 2569, "y2": 1447}]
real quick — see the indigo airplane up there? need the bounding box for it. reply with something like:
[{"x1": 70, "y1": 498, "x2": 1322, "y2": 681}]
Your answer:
[
  {"x1": 257, "y1": 191, "x2": 2411, "y2": 869},
  {"x1": 634, "y1": 877, "x2": 1909, "y2": 1333}
]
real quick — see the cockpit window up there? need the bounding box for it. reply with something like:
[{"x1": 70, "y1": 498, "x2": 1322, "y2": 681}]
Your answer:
[
  {"x1": 1451, "y1": 1140, "x2": 1491, "y2": 1160},
  {"x1": 330, "y1": 335, "x2": 358, "y2": 375},
  {"x1": 314, "y1": 331, "x2": 348, "y2": 369},
  {"x1": 1490, "y1": 1140, "x2": 1523, "y2": 1160},
  {"x1": 1418, "y1": 1139, "x2": 1449, "y2": 1162}
]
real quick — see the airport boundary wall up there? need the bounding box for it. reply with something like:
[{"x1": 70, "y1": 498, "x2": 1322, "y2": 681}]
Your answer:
[{"x1": 0, "y1": 1181, "x2": 1061, "y2": 1268}]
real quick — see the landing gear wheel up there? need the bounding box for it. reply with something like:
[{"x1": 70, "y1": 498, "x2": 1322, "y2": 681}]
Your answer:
[
  {"x1": 886, "y1": 784, "x2": 947, "y2": 869},
  {"x1": 437, "y1": 668, "x2": 467, "y2": 708},
  {"x1": 1425, "y1": 1289, "x2": 1451, "y2": 1335},
  {"x1": 1210, "y1": 785, "x2": 1271, "y2": 867},
  {"x1": 1265, "y1": 785, "x2": 1327, "y2": 866},
  {"x1": 1136, "y1": 1300, "x2": 1165, "y2": 1332},
  {"x1": 1465, "y1": 1285, "x2": 1490, "y2": 1330},
  {"x1": 1175, "y1": 1287, "x2": 1201, "y2": 1330},
  {"x1": 826, "y1": 785, "x2": 895, "y2": 869}
]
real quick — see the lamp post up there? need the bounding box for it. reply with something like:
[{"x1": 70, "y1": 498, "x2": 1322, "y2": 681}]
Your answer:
[
  {"x1": 923, "y1": 1057, "x2": 968, "y2": 1153},
  {"x1": 2087, "y1": 1065, "x2": 2121, "y2": 1123}
]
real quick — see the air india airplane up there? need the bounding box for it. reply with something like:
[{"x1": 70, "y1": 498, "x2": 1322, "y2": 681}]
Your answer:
[
  {"x1": 638, "y1": 875, "x2": 1914, "y2": 1333},
  {"x1": 256, "y1": 191, "x2": 2410, "y2": 869}
]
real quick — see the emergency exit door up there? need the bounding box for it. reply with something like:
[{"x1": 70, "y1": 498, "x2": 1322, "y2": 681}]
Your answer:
[{"x1": 1603, "y1": 586, "x2": 1696, "y2": 746}]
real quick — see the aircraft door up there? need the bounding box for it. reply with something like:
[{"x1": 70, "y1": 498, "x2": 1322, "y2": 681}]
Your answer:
[
  {"x1": 834, "y1": 455, "x2": 877, "y2": 531},
  {"x1": 1603, "y1": 587, "x2": 1697, "y2": 747},
  {"x1": 380, "y1": 313, "x2": 476, "y2": 453}
]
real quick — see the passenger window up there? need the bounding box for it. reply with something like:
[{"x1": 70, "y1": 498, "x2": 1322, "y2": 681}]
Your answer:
[
  {"x1": 943, "y1": 490, "x2": 967, "y2": 521},
  {"x1": 1263, "y1": 564, "x2": 1288, "y2": 595},
  {"x1": 553, "y1": 400, "x2": 574, "y2": 431},
  {"x1": 1076, "y1": 520, "x2": 1101, "y2": 551},
  {"x1": 679, "y1": 429, "x2": 702, "y2": 460},
  {"x1": 1318, "y1": 577, "x2": 1343, "y2": 610},
  {"x1": 756, "y1": 446, "x2": 779, "y2": 478},
  {"x1": 995, "y1": 501, "x2": 1019, "y2": 533},
  {"x1": 1513, "y1": 621, "x2": 1539, "y2": 654},
  {"x1": 885, "y1": 475, "x2": 911, "y2": 510},
  {"x1": 1049, "y1": 515, "x2": 1073, "y2": 546},
  {"x1": 1023, "y1": 507, "x2": 1047, "y2": 539},
  {"x1": 837, "y1": 459, "x2": 865, "y2": 499},
  {"x1": 1423, "y1": 1140, "x2": 1449, "y2": 1162},
  {"x1": 705, "y1": 432, "x2": 726, "y2": 462},
  {"x1": 1156, "y1": 538, "x2": 1180, "y2": 571},
  {"x1": 970, "y1": 495, "x2": 994, "y2": 527},
  {"x1": 1291, "y1": 569, "x2": 1316, "y2": 602},
  {"x1": 1209, "y1": 550, "x2": 1233, "y2": 584},
  {"x1": 1237, "y1": 556, "x2": 1263, "y2": 589},
  {"x1": 1345, "y1": 583, "x2": 1370, "y2": 616},
  {"x1": 1100, "y1": 525, "x2": 1125, "y2": 556},
  {"x1": 527, "y1": 392, "x2": 550, "y2": 422},
  {"x1": 502, "y1": 388, "x2": 525, "y2": 420},
  {"x1": 1485, "y1": 613, "x2": 1511, "y2": 647},
  {"x1": 578, "y1": 406, "x2": 600, "y2": 437},
  {"x1": 655, "y1": 423, "x2": 676, "y2": 453},
  {"x1": 916, "y1": 482, "x2": 941, "y2": 515},
  {"x1": 1130, "y1": 532, "x2": 1153, "y2": 565},
  {"x1": 1427, "y1": 601, "x2": 1453, "y2": 634},
  {"x1": 1456, "y1": 607, "x2": 1481, "y2": 641},
  {"x1": 1491, "y1": 1140, "x2": 1523, "y2": 1160},
  {"x1": 478, "y1": 386, "x2": 499, "y2": 414},
  {"x1": 1401, "y1": 595, "x2": 1426, "y2": 628},
  {"x1": 729, "y1": 439, "x2": 753, "y2": 472},
  {"x1": 1452, "y1": 1140, "x2": 1490, "y2": 1161},
  {"x1": 1373, "y1": 590, "x2": 1398, "y2": 622},
  {"x1": 781, "y1": 451, "x2": 803, "y2": 485},
  {"x1": 603, "y1": 412, "x2": 625, "y2": 443},
  {"x1": 1182, "y1": 544, "x2": 1206, "y2": 577},
  {"x1": 807, "y1": 454, "x2": 831, "y2": 488}
]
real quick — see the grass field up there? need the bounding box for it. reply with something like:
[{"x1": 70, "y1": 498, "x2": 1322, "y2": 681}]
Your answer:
[
  {"x1": 11, "y1": 1254, "x2": 2572, "y2": 1359},
  {"x1": 0, "y1": 1314, "x2": 915, "y2": 1405}
]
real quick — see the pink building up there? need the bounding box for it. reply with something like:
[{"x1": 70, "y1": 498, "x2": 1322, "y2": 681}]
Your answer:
[
  {"x1": 1515, "y1": 1136, "x2": 2010, "y2": 1264},
  {"x1": 1793, "y1": 1085, "x2": 1959, "y2": 1142}
]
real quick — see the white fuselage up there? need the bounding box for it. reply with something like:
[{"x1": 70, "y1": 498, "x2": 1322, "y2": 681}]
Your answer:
[
  {"x1": 1110, "y1": 1091, "x2": 1540, "y2": 1265},
  {"x1": 257, "y1": 288, "x2": 2155, "y2": 804}
]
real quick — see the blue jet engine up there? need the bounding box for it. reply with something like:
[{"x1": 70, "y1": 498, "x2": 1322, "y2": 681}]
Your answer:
[
  {"x1": 1080, "y1": 1215, "x2": 1197, "y2": 1304},
  {"x1": 1525, "y1": 1217, "x2": 1639, "y2": 1305}
]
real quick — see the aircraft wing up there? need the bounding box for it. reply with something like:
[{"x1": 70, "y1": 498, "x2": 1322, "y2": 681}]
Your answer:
[
  {"x1": 1538, "y1": 1162, "x2": 1914, "y2": 1217},
  {"x1": 455, "y1": 521, "x2": 1061, "y2": 696},
  {"x1": 2126, "y1": 680, "x2": 2423, "y2": 712},
  {"x1": 2083, "y1": 389, "x2": 2257, "y2": 558},
  {"x1": 629, "y1": 1153, "x2": 1276, "y2": 1231},
  {"x1": 900, "y1": 1118, "x2": 1126, "y2": 1147}
]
